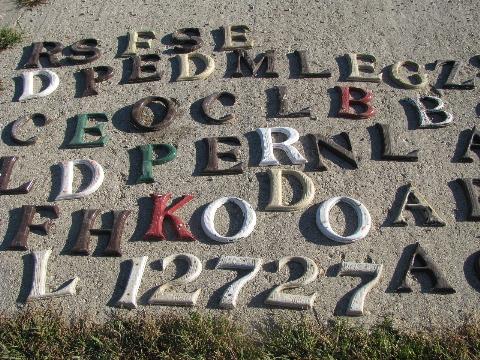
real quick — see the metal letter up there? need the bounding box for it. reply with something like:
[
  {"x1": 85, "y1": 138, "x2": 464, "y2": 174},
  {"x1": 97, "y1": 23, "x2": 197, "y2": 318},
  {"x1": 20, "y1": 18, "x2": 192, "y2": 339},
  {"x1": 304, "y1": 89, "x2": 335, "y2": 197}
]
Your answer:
[
  {"x1": 201, "y1": 92, "x2": 236, "y2": 124},
  {"x1": 396, "y1": 242, "x2": 455, "y2": 294},
  {"x1": 309, "y1": 132, "x2": 357, "y2": 170},
  {"x1": 131, "y1": 96, "x2": 178, "y2": 132},
  {"x1": 81, "y1": 66, "x2": 114, "y2": 97},
  {"x1": 25, "y1": 41, "x2": 63, "y2": 68},
  {"x1": 128, "y1": 54, "x2": 163, "y2": 83},
  {"x1": 275, "y1": 86, "x2": 311, "y2": 118},
  {"x1": 172, "y1": 28, "x2": 203, "y2": 53},
  {"x1": 176, "y1": 52, "x2": 215, "y2": 81},
  {"x1": 266, "y1": 169, "x2": 315, "y2": 211},
  {"x1": 71, "y1": 209, "x2": 131, "y2": 257},
  {"x1": 68, "y1": 38, "x2": 101, "y2": 65},
  {"x1": 390, "y1": 60, "x2": 428, "y2": 89},
  {"x1": 222, "y1": 25, "x2": 253, "y2": 50},
  {"x1": 121, "y1": 30, "x2": 156, "y2": 57},
  {"x1": 11, "y1": 113, "x2": 49, "y2": 145},
  {"x1": 67, "y1": 113, "x2": 110, "y2": 148},
  {"x1": 435, "y1": 60, "x2": 475, "y2": 90},
  {"x1": 27, "y1": 249, "x2": 78, "y2": 301},
  {"x1": 407, "y1": 96, "x2": 453, "y2": 128},
  {"x1": 457, "y1": 178, "x2": 480, "y2": 221},
  {"x1": 232, "y1": 49, "x2": 278, "y2": 78},
  {"x1": 346, "y1": 53, "x2": 381, "y2": 82},
  {"x1": 316, "y1": 196, "x2": 372, "y2": 243},
  {"x1": 9, "y1": 205, "x2": 59, "y2": 250},
  {"x1": 0, "y1": 156, "x2": 34, "y2": 195},
  {"x1": 144, "y1": 193, "x2": 196, "y2": 241},
  {"x1": 294, "y1": 50, "x2": 331, "y2": 78},
  {"x1": 55, "y1": 159, "x2": 104, "y2": 201},
  {"x1": 201, "y1": 197, "x2": 256, "y2": 243},
  {"x1": 336, "y1": 86, "x2": 376, "y2": 119},
  {"x1": 137, "y1": 144, "x2": 177, "y2": 183},
  {"x1": 376, "y1": 123, "x2": 418, "y2": 161},
  {"x1": 460, "y1": 126, "x2": 480, "y2": 162},
  {"x1": 391, "y1": 184, "x2": 446, "y2": 226},
  {"x1": 257, "y1": 127, "x2": 307, "y2": 166},
  {"x1": 19, "y1": 70, "x2": 60, "y2": 101},
  {"x1": 201, "y1": 137, "x2": 243, "y2": 175}
]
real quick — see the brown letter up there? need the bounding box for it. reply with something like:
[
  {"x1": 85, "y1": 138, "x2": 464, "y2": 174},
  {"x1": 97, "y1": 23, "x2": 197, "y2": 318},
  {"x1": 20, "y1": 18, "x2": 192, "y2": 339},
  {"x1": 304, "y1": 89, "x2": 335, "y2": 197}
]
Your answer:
[
  {"x1": 128, "y1": 54, "x2": 162, "y2": 83},
  {"x1": 232, "y1": 50, "x2": 278, "y2": 78},
  {"x1": 294, "y1": 50, "x2": 331, "y2": 78},
  {"x1": 9, "y1": 205, "x2": 59, "y2": 250},
  {"x1": 275, "y1": 86, "x2": 311, "y2": 118},
  {"x1": 11, "y1": 113, "x2": 49, "y2": 145},
  {"x1": 201, "y1": 92, "x2": 236, "y2": 124},
  {"x1": 309, "y1": 133, "x2": 357, "y2": 171},
  {"x1": 0, "y1": 156, "x2": 35, "y2": 195},
  {"x1": 391, "y1": 184, "x2": 446, "y2": 227},
  {"x1": 81, "y1": 66, "x2": 114, "y2": 97},
  {"x1": 131, "y1": 96, "x2": 178, "y2": 132},
  {"x1": 68, "y1": 38, "x2": 101, "y2": 65},
  {"x1": 460, "y1": 126, "x2": 480, "y2": 162},
  {"x1": 25, "y1": 41, "x2": 63, "y2": 68},
  {"x1": 376, "y1": 123, "x2": 418, "y2": 162},
  {"x1": 72, "y1": 209, "x2": 131, "y2": 257},
  {"x1": 457, "y1": 178, "x2": 480, "y2": 221},
  {"x1": 396, "y1": 242, "x2": 455, "y2": 294},
  {"x1": 201, "y1": 137, "x2": 243, "y2": 175},
  {"x1": 172, "y1": 28, "x2": 203, "y2": 53}
]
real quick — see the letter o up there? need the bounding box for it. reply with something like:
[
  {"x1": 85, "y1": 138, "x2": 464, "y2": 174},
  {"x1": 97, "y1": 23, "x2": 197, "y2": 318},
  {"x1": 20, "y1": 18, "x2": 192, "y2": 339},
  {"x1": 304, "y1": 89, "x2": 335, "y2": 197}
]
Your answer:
[
  {"x1": 316, "y1": 196, "x2": 371, "y2": 244},
  {"x1": 201, "y1": 197, "x2": 256, "y2": 243}
]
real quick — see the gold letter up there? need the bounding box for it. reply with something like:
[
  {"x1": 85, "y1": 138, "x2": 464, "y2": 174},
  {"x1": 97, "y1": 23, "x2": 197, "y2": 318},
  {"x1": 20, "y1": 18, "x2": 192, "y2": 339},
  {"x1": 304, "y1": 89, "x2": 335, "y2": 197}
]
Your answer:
[
  {"x1": 177, "y1": 52, "x2": 215, "y2": 81},
  {"x1": 266, "y1": 169, "x2": 315, "y2": 211},
  {"x1": 346, "y1": 53, "x2": 381, "y2": 83},
  {"x1": 121, "y1": 30, "x2": 156, "y2": 57},
  {"x1": 222, "y1": 25, "x2": 254, "y2": 50}
]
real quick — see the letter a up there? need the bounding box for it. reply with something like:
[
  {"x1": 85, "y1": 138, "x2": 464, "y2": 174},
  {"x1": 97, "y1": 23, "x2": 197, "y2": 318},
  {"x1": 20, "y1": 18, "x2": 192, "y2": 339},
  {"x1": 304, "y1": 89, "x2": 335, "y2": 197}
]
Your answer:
[
  {"x1": 396, "y1": 243, "x2": 455, "y2": 294},
  {"x1": 391, "y1": 184, "x2": 446, "y2": 226}
]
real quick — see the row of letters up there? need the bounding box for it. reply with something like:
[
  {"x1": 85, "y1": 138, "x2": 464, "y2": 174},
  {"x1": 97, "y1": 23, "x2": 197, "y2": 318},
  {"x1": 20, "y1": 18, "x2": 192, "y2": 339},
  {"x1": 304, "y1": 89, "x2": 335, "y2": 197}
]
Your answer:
[
  {"x1": 5, "y1": 178, "x2": 480, "y2": 257},
  {"x1": 5, "y1": 118, "x2": 480, "y2": 188},
  {"x1": 21, "y1": 242, "x2": 467, "y2": 316},
  {"x1": 17, "y1": 26, "x2": 479, "y2": 92}
]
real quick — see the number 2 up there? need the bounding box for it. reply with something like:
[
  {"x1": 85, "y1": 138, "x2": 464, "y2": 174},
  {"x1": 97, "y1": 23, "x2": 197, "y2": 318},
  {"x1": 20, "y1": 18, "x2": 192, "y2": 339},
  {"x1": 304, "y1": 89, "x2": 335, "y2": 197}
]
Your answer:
[
  {"x1": 148, "y1": 253, "x2": 202, "y2": 307},
  {"x1": 265, "y1": 256, "x2": 319, "y2": 310}
]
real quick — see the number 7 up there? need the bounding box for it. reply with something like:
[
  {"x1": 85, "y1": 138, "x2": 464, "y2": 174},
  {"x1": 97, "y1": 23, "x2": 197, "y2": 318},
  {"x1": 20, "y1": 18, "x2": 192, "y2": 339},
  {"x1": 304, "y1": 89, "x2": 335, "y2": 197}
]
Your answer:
[
  {"x1": 216, "y1": 256, "x2": 263, "y2": 309},
  {"x1": 338, "y1": 261, "x2": 383, "y2": 316}
]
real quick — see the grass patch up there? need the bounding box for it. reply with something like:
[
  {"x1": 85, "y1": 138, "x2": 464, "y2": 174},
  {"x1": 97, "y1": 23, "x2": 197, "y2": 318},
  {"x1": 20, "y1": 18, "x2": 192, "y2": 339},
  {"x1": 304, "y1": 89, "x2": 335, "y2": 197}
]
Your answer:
[
  {"x1": 17, "y1": 0, "x2": 47, "y2": 8},
  {"x1": 0, "y1": 27, "x2": 22, "y2": 51},
  {"x1": 0, "y1": 309, "x2": 477, "y2": 359}
]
